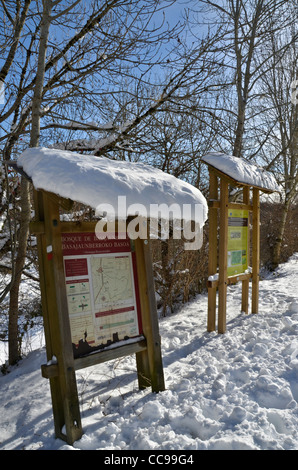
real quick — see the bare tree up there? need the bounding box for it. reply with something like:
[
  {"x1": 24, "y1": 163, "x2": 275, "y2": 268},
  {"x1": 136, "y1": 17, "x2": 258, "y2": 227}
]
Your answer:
[
  {"x1": 189, "y1": 0, "x2": 295, "y2": 158},
  {"x1": 253, "y1": 12, "x2": 298, "y2": 268},
  {"x1": 7, "y1": 0, "x2": 83, "y2": 364},
  {"x1": 0, "y1": 0, "x2": 182, "y2": 363},
  {"x1": 1, "y1": 0, "x2": 220, "y2": 362}
]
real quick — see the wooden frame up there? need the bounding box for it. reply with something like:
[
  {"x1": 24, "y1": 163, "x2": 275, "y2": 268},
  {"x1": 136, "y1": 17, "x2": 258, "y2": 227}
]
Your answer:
[
  {"x1": 31, "y1": 189, "x2": 165, "y2": 445},
  {"x1": 206, "y1": 168, "x2": 262, "y2": 334}
]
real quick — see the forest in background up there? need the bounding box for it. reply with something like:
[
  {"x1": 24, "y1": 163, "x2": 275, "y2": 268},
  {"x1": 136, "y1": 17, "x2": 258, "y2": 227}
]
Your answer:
[{"x1": 0, "y1": 0, "x2": 298, "y2": 366}]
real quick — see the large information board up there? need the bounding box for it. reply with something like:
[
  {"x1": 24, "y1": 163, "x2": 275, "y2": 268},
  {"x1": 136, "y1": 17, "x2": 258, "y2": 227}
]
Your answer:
[
  {"x1": 227, "y1": 209, "x2": 248, "y2": 276},
  {"x1": 62, "y1": 232, "x2": 142, "y2": 358}
]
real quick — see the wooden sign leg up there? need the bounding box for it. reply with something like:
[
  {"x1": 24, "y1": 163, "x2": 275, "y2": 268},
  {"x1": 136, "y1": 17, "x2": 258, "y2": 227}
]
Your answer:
[
  {"x1": 135, "y1": 238, "x2": 165, "y2": 393},
  {"x1": 35, "y1": 191, "x2": 83, "y2": 445},
  {"x1": 207, "y1": 170, "x2": 218, "y2": 332},
  {"x1": 252, "y1": 188, "x2": 260, "y2": 314},
  {"x1": 241, "y1": 187, "x2": 250, "y2": 314},
  {"x1": 218, "y1": 179, "x2": 229, "y2": 334}
]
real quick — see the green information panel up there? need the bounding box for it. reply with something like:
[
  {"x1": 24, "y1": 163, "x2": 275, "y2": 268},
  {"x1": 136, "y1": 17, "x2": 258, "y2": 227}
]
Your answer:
[{"x1": 227, "y1": 209, "x2": 248, "y2": 276}]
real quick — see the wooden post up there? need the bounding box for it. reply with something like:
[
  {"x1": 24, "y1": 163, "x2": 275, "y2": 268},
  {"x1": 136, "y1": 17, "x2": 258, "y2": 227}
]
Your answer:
[
  {"x1": 252, "y1": 188, "x2": 260, "y2": 314},
  {"x1": 202, "y1": 156, "x2": 277, "y2": 333},
  {"x1": 241, "y1": 186, "x2": 250, "y2": 314},
  {"x1": 34, "y1": 190, "x2": 83, "y2": 445},
  {"x1": 207, "y1": 170, "x2": 218, "y2": 332},
  {"x1": 134, "y1": 237, "x2": 165, "y2": 393},
  {"x1": 218, "y1": 178, "x2": 229, "y2": 334},
  {"x1": 134, "y1": 237, "x2": 152, "y2": 390}
]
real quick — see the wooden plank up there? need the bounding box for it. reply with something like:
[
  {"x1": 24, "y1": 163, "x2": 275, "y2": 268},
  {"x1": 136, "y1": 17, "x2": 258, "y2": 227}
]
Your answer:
[
  {"x1": 228, "y1": 202, "x2": 253, "y2": 211},
  {"x1": 41, "y1": 339, "x2": 147, "y2": 378},
  {"x1": 132, "y1": 238, "x2": 153, "y2": 389},
  {"x1": 29, "y1": 220, "x2": 45, "y2": 235},
  {"x1": 41, "y1": 191, "x2": 83, "y2": 445},
  {"x1": 45, "y1": 191, "x2": 74, "y2": 211},
  {"x1": 73, "y1": 339, "x2": 147, "y2": 371},
  {"x1": 208, "y1": 200, "x2": 220, "y2": 209},
  {"x1": 135, "y1": 237, "x2": 165, "y2": 393},
  {"x1": 252, "y1": 188, "x2": 260, "y2": 314},
  {"x1": 218, "y1": 178, "x2": 229, "y2": 334},
  {"x1": 60, "y1": 219, "x2": 126, "y2": 234},
  {"x1": 242, "y1": 187, "x2": 250, "y2": 314},
  {"x1": 41, "y1": 363, "x2": 59, "y2": 379},
  {"x1": 208, "y1": 200, "x2": 253, "y2": 212},
  {"x1": 207, "y1": 271, "x2": 252, "y2": 289},
  {"x1": 207, "y1": 170, "x2": 218, "y2": 332},
  {"x1": 33, "y1": 189, "x2": 66, "y2": 440},
  {"x1": 135, "y1": 349, "x2": 151, "y2": 390},
  {"x1": 60, "y1": 221, "x2": 97, "y2": 233},
  {"x1": 143, "y1": 238, "x2": 165, "y2": 392}
]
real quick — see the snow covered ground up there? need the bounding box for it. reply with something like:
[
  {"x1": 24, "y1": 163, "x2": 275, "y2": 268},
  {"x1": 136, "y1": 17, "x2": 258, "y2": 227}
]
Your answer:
[{"x1": 1, "y1": 253, "x2": 298, "y2": 451}]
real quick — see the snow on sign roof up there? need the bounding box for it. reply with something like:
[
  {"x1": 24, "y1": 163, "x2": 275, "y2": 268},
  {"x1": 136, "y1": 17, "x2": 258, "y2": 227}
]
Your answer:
[
  {"x1": 17, "y1": 147, "x2": 208, "y2": 226},
  {"x1": 202, "y1": 153, "x2": 280, "y2": 193}
]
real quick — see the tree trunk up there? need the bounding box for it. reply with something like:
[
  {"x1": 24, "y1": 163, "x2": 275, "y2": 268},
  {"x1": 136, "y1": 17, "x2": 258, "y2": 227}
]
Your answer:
[
  {"x1": 272, "y1": 91, "x2": 298, "y2": 269},
  {"x1": 8, "y1": 0, "x2": 52, "y2": 365},
  {"x1": 233, "y1": 99, "x2": 246, "y2": 158},
  {"x1": 232, "y1": 0, "x2": 263, "y2": 158},
  {"x1": 271, "y1": 198, "x2": 290, "y2": 270},
  {"x1": 8, "y1": 178, "x2": 31, "y2": 364}
]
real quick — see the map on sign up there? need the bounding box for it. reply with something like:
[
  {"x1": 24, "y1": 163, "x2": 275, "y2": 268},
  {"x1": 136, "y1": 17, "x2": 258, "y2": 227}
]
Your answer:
[
  {"x1": 91, "y1": 255, "x2": 133, "y2": 309},
  {"x1": 62, "y1": 233, "x2": 142, "y2": 358}
]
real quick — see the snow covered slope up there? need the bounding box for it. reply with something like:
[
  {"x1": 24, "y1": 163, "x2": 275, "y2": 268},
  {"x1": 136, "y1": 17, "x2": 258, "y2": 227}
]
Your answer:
[{"x1": 1, "y1": 254, "x2": 298, "y2": 450}]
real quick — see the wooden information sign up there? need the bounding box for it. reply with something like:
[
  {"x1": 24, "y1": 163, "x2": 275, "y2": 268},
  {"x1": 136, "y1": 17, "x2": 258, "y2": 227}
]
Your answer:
[
  {"x1": 14, "y1": 147, "x2": 209, "y2": 447},
  {"x1": 202, "y1": 153, "x2": 279, "y2": 335},
  {"x1": 206, "y1": 175, "x2": 256, "y2": 334},
  {"x1": 30, "y1": 189, "x2": 165, "y2": 445}
]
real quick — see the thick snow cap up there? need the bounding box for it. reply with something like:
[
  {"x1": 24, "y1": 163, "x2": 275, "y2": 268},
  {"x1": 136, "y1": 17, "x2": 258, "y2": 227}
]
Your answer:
[
  {"x1": 202, "y1": 152, "x2": 280, "y2": 193},
  {"x1": 17, "y1": 147, "x2": 208, "y2": 227}
]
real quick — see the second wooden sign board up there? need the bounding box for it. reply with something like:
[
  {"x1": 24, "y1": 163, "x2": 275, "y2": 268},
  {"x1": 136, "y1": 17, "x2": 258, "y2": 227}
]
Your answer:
[{"x1": 202, "y1": 153, "x2": 280, "y2": 335}]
